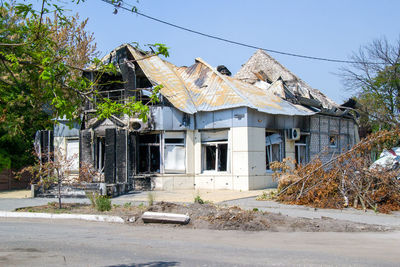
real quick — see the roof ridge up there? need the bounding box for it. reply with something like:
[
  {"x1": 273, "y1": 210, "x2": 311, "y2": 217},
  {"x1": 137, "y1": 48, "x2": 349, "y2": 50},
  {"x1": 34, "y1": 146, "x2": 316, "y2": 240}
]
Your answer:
[{"x1": 195, "y1": 57, "x2": 258, "y2": 111}]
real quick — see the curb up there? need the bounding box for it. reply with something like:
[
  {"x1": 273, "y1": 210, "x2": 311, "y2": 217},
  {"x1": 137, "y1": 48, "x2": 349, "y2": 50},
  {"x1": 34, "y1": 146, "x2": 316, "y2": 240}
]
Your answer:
[{"x1": 0, "y1": 211, "x2": 125, "y2": 223}]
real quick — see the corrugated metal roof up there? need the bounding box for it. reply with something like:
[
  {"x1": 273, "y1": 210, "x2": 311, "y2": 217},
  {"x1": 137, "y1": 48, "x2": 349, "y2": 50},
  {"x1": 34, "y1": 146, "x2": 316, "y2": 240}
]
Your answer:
[{"x1": 126, "y1": 45, "x2": 314, "y2": 116}]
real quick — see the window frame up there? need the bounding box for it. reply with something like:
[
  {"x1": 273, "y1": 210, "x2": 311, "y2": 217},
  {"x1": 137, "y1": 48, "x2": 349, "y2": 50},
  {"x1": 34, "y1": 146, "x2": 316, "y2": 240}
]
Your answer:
[
  {"x1": 201, "y1": 140, "x2": 229, "y2": 173},
  {"x1": 66, "y1": 138, "x2": 79, "y2": 173},
  {"x1": 138, "y1": 134, "x2": 161, "y2": 174},
  {"x1": 164, "y1": 134, "x2": 186, "y2": 174},
  {"x1": 329, "y1": 134, "x2": 338, "y2": 148},
  {"x1": 295, "y1": 135, "x2": 308, "y2": 166},
  {"x1": 266, "y1": 131, "x2": 283, "y2": 171}
]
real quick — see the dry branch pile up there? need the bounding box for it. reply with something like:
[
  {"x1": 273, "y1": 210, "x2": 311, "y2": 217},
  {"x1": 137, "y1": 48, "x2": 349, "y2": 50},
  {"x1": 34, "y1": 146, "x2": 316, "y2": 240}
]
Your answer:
[{"x1": 275, "y1": 129, "x2": 400, "y2": 213}]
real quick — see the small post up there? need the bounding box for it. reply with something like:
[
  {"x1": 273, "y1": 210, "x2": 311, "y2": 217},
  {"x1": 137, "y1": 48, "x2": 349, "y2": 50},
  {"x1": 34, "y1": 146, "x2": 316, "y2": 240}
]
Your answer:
[{"x1": 31, "y1": 184, "x2": 36, "y2": 198}]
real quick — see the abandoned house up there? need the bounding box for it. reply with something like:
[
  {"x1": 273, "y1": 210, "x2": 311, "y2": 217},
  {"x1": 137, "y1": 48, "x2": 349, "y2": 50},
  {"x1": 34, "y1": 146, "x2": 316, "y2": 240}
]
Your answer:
[{"x1": 52, "y1": 44, "x2": 359, "y2": 193}]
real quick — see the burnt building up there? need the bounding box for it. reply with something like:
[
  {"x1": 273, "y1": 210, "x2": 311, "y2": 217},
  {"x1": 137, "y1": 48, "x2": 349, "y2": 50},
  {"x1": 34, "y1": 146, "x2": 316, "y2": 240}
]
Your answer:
[{"x1": 54, "y1": 44, "x2": 359, "y2": 193}]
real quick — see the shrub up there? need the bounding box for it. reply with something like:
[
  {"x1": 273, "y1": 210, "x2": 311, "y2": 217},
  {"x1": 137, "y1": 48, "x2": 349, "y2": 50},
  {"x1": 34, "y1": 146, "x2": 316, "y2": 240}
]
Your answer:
[{"x1": 95, "y1": 195, "x2": 112, "y2": 212}]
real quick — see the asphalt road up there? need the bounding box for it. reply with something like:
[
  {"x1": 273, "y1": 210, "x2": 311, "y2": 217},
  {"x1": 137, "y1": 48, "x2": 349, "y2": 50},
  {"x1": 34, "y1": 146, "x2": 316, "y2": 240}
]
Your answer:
[{"x1": 1, "y1": 218, "x2": 400, "y2": 266}]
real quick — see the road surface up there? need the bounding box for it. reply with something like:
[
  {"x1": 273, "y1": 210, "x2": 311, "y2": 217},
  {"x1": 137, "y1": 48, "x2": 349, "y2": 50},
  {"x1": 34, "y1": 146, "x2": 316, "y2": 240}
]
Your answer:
[{"x1": 1, "y1": 218, "x2": 399, "y2": 266}]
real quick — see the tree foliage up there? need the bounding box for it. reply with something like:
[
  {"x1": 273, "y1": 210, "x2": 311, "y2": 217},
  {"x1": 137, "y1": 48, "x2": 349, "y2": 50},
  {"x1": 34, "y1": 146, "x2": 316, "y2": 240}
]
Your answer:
[
  {"x1": 340, "y1": 36, "x2": 400, "y2": 131},
  {"x1": 0, "y1": 1, "x2": 169, "y2": 171},
  {"x1": 0, "y1": 1, "x2": 98, "y2": 170}
]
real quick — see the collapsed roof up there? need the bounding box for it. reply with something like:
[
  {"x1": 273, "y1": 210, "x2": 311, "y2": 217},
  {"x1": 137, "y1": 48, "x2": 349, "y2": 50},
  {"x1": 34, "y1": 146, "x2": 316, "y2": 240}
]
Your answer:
[
  {"x1": 109, "y1": 44, "x2": 313, "y2": 116},
  {"x1": 93, "y1": 44, "x2": 352, "y2": 117},
  {"x1": 234, "y1": 49, "x2": 338, "y2": 110}
]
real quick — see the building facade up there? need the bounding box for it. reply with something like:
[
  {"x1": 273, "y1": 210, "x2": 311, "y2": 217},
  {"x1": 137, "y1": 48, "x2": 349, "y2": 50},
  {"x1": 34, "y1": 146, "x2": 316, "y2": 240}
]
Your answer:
[{"x1": 54, "y1": 44, "x2": 359, "y2": 192}]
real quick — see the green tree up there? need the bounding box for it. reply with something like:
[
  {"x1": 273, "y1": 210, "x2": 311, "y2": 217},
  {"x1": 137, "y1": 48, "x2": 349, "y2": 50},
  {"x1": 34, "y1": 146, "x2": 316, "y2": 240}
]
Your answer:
[
  {"x1": 0, "y1": 1, "x2": 168, "y2": 171},
  {"x1": 0, "y1": 1, "x2": 98, "y2": 170},
  {"x1": 340, "y1": 36, "x2": 400, "y2": 131}
]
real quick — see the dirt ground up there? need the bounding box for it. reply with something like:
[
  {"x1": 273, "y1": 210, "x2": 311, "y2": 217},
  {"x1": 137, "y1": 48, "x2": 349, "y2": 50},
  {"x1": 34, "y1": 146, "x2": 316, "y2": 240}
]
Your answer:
[
  {"x1": 0, "y1": 190, "x2": 31, "y2": 198},
  {"x1": 16, "y1": 201, "x2": 392, "y2": 232}
]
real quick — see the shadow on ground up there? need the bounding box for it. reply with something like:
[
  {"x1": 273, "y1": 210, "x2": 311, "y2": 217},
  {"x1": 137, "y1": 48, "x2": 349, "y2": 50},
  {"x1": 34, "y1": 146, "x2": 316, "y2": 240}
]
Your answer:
[{"x1": 107, "y1": 261, "x2": 179, "y2": 267}]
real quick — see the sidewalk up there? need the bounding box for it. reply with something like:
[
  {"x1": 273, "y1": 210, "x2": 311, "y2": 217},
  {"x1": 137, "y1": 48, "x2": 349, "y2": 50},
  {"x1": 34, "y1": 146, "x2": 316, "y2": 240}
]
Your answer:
[
  {"x1": 112, "y1": 189, "x2": 267, "y2": 203},
  {"x1": 1, "y1": 189, "x2": 400, "y2": 227},
  {"x1": 0, "y1": 189, "x2": 267, "y2": 211}
]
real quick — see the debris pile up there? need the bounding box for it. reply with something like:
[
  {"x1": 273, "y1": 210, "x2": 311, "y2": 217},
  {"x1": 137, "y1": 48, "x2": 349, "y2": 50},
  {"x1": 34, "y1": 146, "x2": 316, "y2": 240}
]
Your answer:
[{"x1": 276, "y1": 129, "x2": 400, "y2": 213}]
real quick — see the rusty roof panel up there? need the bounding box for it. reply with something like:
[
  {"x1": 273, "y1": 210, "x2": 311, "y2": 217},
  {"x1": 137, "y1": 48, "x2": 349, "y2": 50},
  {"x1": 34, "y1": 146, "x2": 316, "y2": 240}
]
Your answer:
[{"x1": 126, "y1": 45, "x2": 314, "y2": 116}]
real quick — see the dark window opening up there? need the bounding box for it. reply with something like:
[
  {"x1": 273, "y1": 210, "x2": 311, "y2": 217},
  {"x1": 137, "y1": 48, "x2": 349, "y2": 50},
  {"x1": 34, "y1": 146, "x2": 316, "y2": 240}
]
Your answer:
[
  {"x1": 138, "y1": 134, "x2": 160, "y2": 173},
  {"x1": 329, "y1": 135, "x2": 337, "y2": 147},
  {"x1": 150, "y1": 146, "x2": 160, "y2": 172},
  {"x1": 94, "y1": 73, "x2": 125, "y2": 106},
  {"x1": 165, "y1": 138, "x2": 184, "y2": 144},
  {"x1": 205, "y1": 145, "x2": 216, "y2": 171},
  {"x1": 138, "y1": 134, "x2": 159, "y2": 144},
  {"x1": 218, "y1": 144, "x2": 227, "y2": 171}
]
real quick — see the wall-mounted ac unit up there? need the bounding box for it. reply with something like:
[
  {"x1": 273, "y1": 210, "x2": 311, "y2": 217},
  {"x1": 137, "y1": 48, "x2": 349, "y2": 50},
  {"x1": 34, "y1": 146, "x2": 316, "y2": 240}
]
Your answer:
[
  {"x1": 129, "y1": 118, "x2": 149, "y2": 132},
  {"x1": 286, "y1": 128, "x2": 301, "y2": 140}
]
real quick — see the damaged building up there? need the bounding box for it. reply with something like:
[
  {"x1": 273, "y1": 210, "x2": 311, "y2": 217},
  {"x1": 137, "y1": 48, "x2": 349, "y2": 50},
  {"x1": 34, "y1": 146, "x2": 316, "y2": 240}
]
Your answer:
[{"x1": 54, "y1": 44, "x2": 359, "y2": 193}]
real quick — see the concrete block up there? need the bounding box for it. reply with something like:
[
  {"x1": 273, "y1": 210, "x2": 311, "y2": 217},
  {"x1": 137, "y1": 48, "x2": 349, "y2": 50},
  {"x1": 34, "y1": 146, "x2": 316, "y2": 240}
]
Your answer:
[
  {"x1": 214, "y1": 175, "x2": 233, "y2": 190},
  {"x1": 173, "y1": 175, "x2": 195, "y2": 190},
  {"x1": 194, "y1": 176, "x2": 215, "y2": 190},
  {"x1": 248, "y1": 127, "x2": 265, "y2": 152},
  {"x1": 232, "y1": 175, "x2": 249, "y2": 191},
  {"x1": 231, "y1": 152, "x2": 249, "y2": 175},
  {"x1": 231, "y1": 127, "x2": 248, "y2": 151},
  {"x1": 248, "y1": 151, "x2": 266, "y2": 175}
]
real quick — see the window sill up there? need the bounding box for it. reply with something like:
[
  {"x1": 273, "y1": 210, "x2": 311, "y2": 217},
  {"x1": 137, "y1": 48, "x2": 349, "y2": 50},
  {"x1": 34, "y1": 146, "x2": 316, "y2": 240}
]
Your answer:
[{"x1": 200, "y1": 171, "x2": 230, "y2": 175}]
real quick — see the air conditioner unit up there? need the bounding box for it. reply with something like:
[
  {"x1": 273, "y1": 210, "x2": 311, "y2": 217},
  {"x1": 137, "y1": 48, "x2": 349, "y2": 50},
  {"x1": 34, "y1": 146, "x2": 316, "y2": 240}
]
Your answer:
[
  {"x1": 286, "y1": 128, "x2": 301, "y2": 140},
  {"x1": 129, "y1": 118, "x2": 149, "y2": 132}
]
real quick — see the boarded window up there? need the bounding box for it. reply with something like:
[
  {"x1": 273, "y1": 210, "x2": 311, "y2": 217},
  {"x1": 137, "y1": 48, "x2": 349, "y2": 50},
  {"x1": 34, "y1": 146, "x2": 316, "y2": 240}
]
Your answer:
[
  {"x1": 164, "y1": 132, "x2": 185, "y2": 173},
  {"x1": 66, "y1": 139, "x2": 79, "y2": 171}
]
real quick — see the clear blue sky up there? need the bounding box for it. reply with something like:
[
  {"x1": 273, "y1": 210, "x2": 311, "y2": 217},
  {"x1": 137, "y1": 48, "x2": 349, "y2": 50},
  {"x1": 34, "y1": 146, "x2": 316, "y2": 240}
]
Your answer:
[{"x1": 62, "y1": 0, "x2": 399, "y2": 104}]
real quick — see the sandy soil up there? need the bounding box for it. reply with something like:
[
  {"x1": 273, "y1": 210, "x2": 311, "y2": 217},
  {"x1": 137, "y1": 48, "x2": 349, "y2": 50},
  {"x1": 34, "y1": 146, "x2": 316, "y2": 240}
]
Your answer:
[
  {"x1": 16, "y1": 201, "x2": 391, "y2": 232},
  {"x1": 0, "y1": 190, "x2": 31, "y2": 199}
]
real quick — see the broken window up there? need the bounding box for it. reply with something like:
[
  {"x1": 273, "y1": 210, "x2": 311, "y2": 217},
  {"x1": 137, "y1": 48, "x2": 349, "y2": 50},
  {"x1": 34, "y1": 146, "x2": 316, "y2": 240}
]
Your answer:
[
  {"x1": 266, "y1": 132, "x2": 283, "y2": 170},
  {"x1": 201, "y1": 130, "x2": 228, "y2": 172},
  {"x1": 66, "y1": 139, "x2": 79, "y2": 171},
  {"x1": 295, "y1": 135, "x2": 308, "y2": 166},
  {"x1": 138, "y1": 134, "x2": 160, "y2": 173},
  {"x1": 329, "y1": 135, "x2": 337, "y2": 148},
  {"x1": 164, "y1": 132, "x2": 186, "y2": 173}
]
